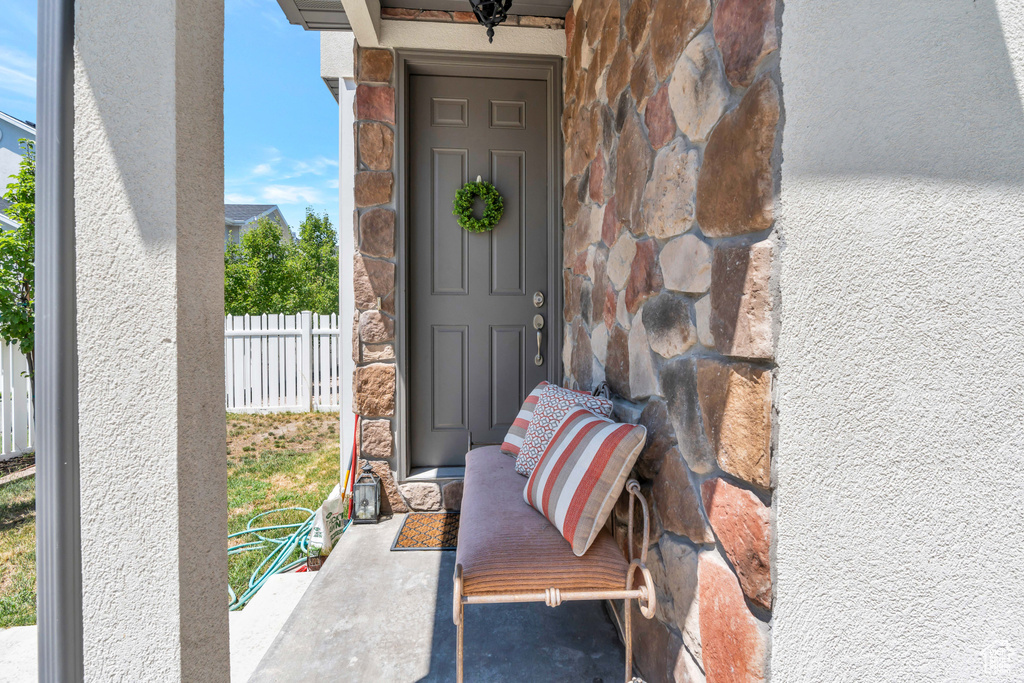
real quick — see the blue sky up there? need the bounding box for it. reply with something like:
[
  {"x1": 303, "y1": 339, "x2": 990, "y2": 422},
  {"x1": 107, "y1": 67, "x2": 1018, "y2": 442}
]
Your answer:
[{"x1": 0, "y1": 0, "x2": 339, "y2": 236}]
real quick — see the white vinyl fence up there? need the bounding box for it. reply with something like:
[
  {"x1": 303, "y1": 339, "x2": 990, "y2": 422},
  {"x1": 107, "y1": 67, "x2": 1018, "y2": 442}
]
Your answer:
[
  {"x1": 225, "y1": 312, "x2": 343, "y2": 413},
  {"x1": 0, "y1": 341, "x2": 33, "y2": 460}
]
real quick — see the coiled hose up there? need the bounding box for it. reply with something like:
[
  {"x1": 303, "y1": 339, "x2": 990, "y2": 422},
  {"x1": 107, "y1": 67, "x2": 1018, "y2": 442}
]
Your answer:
[
  {"x1": 226, "y1": 507, "x2": 351, "y2": 611},
  {"x1": 228, "y1": 418, "x2": 360, "y2": 610}
]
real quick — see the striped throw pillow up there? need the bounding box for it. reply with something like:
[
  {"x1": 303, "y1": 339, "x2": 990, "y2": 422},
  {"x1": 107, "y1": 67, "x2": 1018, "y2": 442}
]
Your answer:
[
  {"x1": 524, "y1": 407, "x2": 647, "y2": 556},
  {"x1": 500, "y1": 381, "x2": 549, "y2": 457},
  {"x1": 514, "y1": 385, "x2": 614, "y2": 476}
]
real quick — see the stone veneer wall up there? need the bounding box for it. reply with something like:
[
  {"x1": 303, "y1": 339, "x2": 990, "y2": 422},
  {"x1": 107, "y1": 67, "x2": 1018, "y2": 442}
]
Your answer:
[
  {"x1": 561, "y1": 0, "x2": 780, "y2": 681},
  {"x1": 350, "y1": 45, "x2": 467, "y2": 515},
  {"x1": 350, "y1": 46, "x2": 406, "y2": 513}
]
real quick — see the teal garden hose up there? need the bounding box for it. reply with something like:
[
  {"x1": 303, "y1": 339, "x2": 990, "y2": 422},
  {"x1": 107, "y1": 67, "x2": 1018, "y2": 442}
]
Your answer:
[{"x1": 227, "y1": 507, "x2": 351, "y2": 610}]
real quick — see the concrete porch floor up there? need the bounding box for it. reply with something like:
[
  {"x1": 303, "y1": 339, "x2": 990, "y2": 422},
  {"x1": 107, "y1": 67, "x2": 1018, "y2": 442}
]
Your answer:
[{"x1": 250, "y1": 515, "x2": 629, "y2": 682}]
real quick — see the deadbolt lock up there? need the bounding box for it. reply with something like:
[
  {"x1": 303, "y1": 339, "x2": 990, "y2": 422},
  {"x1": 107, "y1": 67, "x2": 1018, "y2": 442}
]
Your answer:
[{"x1": 533, "y1": 291, "x2": 545, "y2": 308}]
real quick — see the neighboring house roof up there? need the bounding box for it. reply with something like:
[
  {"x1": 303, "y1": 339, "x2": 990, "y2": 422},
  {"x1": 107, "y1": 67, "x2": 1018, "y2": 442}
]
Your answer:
[
  {"x1": 0, "y1": 111, "x2": 35, "y2": 136},
  {"x1": 225, "y1": 204, "x2": 281, "y2": 225},
  {"x1": 224, "y1": 204, "x2": 292, "y2": 243}
]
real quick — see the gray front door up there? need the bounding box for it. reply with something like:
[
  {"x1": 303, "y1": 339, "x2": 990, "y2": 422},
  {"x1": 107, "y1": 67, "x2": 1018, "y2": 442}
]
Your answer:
[{"x1": 409, "y1": 74, "x2": 550, "y2": 468}]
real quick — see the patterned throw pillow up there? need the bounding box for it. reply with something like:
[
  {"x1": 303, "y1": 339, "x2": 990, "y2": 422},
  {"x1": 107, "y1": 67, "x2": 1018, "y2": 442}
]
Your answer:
[
  {"x1": 524, "y1": 407, "x2": 647, "y2": 556},
  {"x1": 514, "y1": 384, "x2": 614, "y2": 476},
  {"x1": 500, "y1": 381, "x2": 549, "y2": 457}
]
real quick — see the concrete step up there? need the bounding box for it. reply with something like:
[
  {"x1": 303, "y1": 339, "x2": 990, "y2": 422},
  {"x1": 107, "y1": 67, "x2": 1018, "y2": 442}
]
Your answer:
[
  {"x1": 0, "y1": 626, "x2": 36, "y2": 683},
  {"x1": 230, "y1": 571, "x2": 316, "y2": 683},
  {"x1": 0, "y1": 571, "x2": 316, "y2": 683}
]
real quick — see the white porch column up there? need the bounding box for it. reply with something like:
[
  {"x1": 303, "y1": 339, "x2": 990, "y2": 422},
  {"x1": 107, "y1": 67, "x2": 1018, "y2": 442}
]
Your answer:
[
  {"x1": 339, "y1": 80, "x2": 357, "y2": 475},
  {"x1": 74, "y1": 0, "x2": 228, "y2": 680},
  {"x1": 322, "y1": 31, "x2": 357, "y2": 481}
]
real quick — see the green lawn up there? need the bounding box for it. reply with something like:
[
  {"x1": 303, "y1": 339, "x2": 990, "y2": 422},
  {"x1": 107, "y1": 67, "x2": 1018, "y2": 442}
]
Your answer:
[
  {"x1": 0, "y1": 474, "x2": 36, "y2": 628},
  {"x1": 0, "y1": 412, "x2": 341, "y2": 628}
]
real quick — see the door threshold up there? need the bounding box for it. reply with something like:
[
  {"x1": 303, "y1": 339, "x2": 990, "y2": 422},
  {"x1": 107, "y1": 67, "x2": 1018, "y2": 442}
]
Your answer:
[{"x1": 406, "y1": 466, "x2": 465, "y2": 482}]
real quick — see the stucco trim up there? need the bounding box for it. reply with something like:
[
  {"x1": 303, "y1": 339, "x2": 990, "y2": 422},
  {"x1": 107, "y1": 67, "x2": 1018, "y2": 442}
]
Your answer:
[
  {"x1": 342, "y1": 0, "x2": 382, "y2": 47},
  {"x1": 382, "y1": 21, "x2": 566, "y2": 56},
  {"x1": 393, "y1": 49, "x2": 564, "y2": 482}
]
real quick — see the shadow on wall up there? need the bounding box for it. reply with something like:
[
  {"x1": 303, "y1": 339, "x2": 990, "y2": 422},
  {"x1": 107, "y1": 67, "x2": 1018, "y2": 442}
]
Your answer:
[
  {"x1": 784, "y1": 0, "x2": 1024, "y2": 185},
  {"x1": 76, "y1": 5, "x2": 224, "y2": 251}
]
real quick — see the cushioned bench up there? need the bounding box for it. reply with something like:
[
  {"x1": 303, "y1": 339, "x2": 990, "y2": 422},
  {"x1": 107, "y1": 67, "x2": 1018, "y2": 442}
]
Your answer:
[{"x1": 453, "y1": 446, "x2": 655, "y2": 683}]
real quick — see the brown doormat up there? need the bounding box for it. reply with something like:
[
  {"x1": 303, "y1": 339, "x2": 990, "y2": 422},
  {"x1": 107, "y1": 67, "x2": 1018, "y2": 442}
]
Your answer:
[{"x1": 391, "y1": 512, "x2": 459, "y2": 551}]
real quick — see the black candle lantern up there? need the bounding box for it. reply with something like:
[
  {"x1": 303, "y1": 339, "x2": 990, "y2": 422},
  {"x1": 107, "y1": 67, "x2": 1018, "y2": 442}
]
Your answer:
[
  {"x1": 352, "y1": 462, "x2": 381, "y2": 524},
  {"x1": 469, "y1": 0, "x2": 514, "y2": 43}
]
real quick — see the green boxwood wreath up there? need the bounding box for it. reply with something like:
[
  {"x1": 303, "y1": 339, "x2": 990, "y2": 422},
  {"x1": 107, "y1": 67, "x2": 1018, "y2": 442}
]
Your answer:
[{"x1": 452, "y1": 180, "x2": 504, "y2": 233}]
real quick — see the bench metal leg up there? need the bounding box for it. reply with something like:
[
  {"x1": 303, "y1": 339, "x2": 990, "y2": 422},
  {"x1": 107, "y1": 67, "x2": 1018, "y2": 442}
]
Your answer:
[
  {"x1": 624, "y1": 598, "x2": 633, "y2": 683},
  {"x1": 457, "y1": 614, "x2": 465, "y2": 683},
  {"x1": 454, "y1": 564, "x2": 464, "y2": 683}
]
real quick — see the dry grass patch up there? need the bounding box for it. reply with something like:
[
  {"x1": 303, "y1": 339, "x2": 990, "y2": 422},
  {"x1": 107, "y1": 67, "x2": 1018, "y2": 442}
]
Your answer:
[
  {"x1": 0, "y1": 454, "x2": 34, "y2": 478},
  {"x1": 227, "y1": 412, "x2": 338, "y2": 458}
]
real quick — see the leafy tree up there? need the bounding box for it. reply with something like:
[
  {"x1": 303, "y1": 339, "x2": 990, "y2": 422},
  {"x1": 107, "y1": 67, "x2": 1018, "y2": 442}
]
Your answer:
[
  {"x1": 0, "y1": 140, "x2": 35, "y2": 380},
  {"x1": 292, "y1": 209, "x2": 338, "y2": 315},
  {"x1": 224, "y1": 216, "x2": 297, "y2": 315},
  {"x1": 224, "y1": 208, "x2": 338, "y2": 316}
]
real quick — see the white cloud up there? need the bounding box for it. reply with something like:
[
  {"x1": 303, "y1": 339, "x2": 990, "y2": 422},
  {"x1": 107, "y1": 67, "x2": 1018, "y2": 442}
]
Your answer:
[
  {"x1": 241, "y1": 150, "x2": 340, "y2": 182},
  {"x1": 260, "y1": 185, "x2": 324, "y2": 204},
  {"x1": 227, "y1": 150, "x2": 338, "y2": 212},
  {"x1": 280, "y1": 156, "x2": 339, "y2": 179},
  {"x1": 0, "y1": 47, "x2": 36, "y2": 99}
]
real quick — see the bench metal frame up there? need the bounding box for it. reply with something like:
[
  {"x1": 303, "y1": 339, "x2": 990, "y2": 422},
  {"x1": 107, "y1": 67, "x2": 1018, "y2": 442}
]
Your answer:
[{"x1": 452, "y1": 479, "x2": 656, "y2": 682}]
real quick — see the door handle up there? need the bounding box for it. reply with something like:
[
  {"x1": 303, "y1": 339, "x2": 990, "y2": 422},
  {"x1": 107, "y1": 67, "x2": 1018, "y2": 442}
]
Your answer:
[{"x1": 533, "y1": 314, "x2": 544, "y2": 366}]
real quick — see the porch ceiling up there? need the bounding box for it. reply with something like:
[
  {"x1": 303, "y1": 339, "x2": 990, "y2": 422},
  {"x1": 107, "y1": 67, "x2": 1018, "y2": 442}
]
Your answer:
[
  {"x1": 277, "y1": 0, "x2": 572, "y2": 31},
  {"x1": 277, "y1": 0, "x2": 351, "y2": 30}
]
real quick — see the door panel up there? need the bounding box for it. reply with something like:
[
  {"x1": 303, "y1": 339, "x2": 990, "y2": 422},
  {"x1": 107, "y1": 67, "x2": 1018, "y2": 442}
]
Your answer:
[
  {"x1": 490, "y1": 325, "x2": 526, "y2": 430},
  {"x1": 489, "y1": 150, "x2": 526, "y2": 296},
  {"x1": 430, "y1": 149, "x2": 468, "y2": 295},
  {"x1": 409, "y1": 74, "x2": 549, "y2": 468},
  {"x1": 430, "y1": 325, "x2": 468, "y2": 430}
]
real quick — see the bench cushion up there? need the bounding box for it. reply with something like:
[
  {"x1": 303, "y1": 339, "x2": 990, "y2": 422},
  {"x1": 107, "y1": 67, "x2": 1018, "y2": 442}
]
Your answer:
[{"x1": 456, "y1": 446, "x2": 629, "y2": 597}]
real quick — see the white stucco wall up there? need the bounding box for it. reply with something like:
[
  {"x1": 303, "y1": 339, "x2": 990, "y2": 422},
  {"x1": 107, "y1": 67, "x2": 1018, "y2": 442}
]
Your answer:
[
  {"x1": 75, "y1": 0, "x2": 228, "y2": 679},
  {"x1": 321, "y1": 30, "x2": 355, "y2": 81},
  {"x1": 776, "y1": 1, "x2": 1024, "y2": 681}
]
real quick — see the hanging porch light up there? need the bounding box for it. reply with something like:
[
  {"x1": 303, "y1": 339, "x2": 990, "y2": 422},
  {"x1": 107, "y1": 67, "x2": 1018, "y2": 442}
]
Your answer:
[{"x1": 469, "y1": 0, "x2": 514, "y2": 43}]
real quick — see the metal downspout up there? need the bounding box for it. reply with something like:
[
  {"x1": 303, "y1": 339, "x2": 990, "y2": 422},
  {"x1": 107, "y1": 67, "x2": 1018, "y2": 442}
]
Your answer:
[{"x1": 35, "y1": 0, "x2": 83, "y2": 681}]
